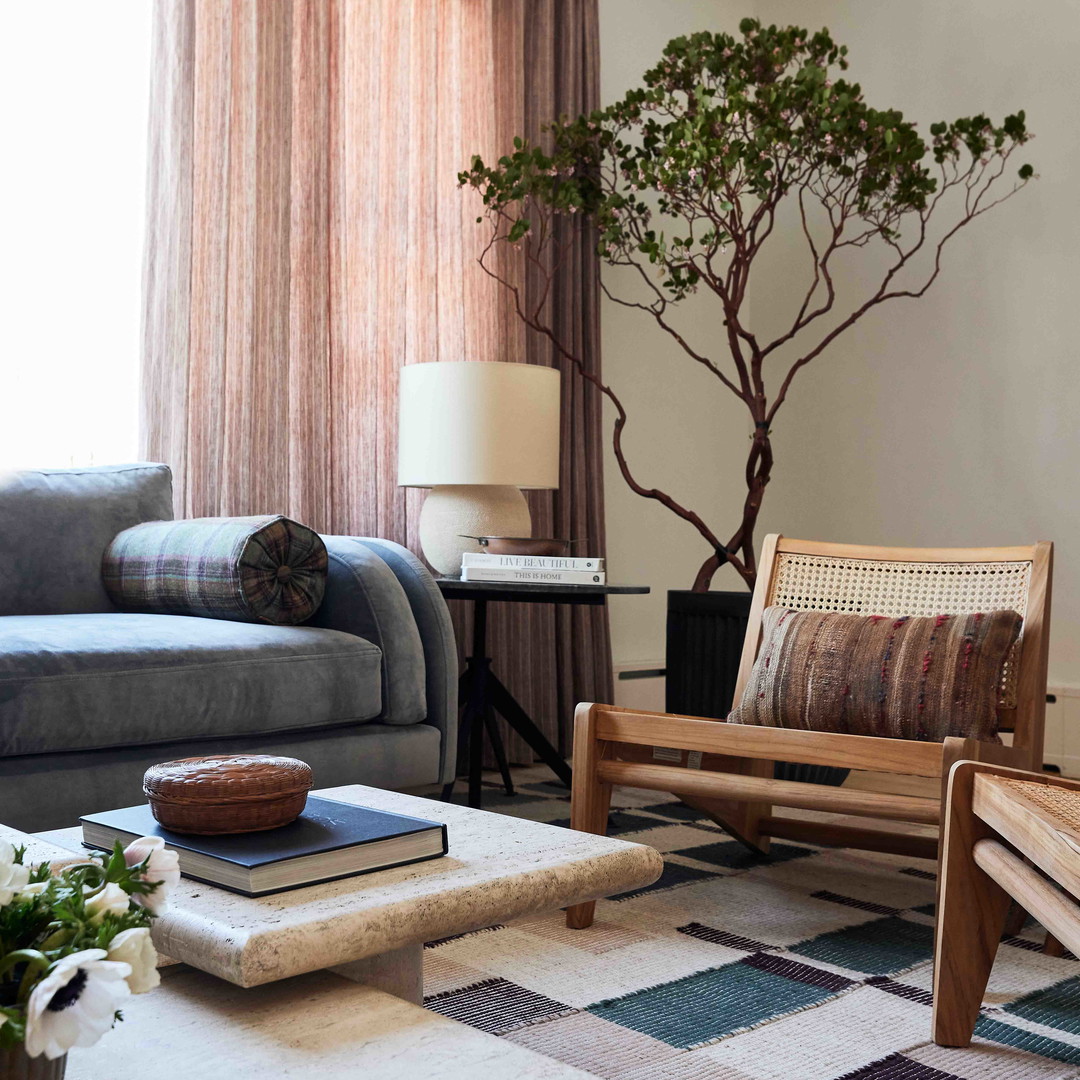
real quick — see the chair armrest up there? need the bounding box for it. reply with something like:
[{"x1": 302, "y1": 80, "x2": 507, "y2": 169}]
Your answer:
[{"x1": 347, "y1": 539, "x2": 458, "y2": 786}]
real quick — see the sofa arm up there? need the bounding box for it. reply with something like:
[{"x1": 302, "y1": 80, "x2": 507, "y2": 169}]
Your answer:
[
  {"x1": 348, "y1": 539, "x2": 458, "y2": 787},
  {"x1": 309, "y1": 537, "x2": 428, "y2": 731}
]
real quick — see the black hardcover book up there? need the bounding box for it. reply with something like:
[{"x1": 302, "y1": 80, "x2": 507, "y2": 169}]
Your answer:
[{"x1": 80, "y1": 796, "x2": 448, "y2": 897}]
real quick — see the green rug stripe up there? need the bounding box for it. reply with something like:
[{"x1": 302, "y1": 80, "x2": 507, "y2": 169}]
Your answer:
[
  {"x1": 588, "y1": 959, "x2": 843, "y2": 1048},
  {"x1": 791, "y1": 915, "x2": 935, "y2": 976},
  {"x1": 975, "y1": 1014, "x2": 1080, "y2": 1066},
  {"x1": 1004, "y1": 974, "x2": 1080, "y2": 1035}
]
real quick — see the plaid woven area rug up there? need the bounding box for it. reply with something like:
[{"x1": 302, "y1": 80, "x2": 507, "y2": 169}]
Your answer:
[{"x1": 422, "y1": 768, "x2": 1080, "y2": 1080}]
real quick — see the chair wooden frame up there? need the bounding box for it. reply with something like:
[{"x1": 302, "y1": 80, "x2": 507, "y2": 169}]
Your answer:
[
  {"x1": 566, "y1": 535, "x2": 1053, "y2": 929},
  {"x1": 933, "y1": 760, "x2": 1080, "y2": 1047}
]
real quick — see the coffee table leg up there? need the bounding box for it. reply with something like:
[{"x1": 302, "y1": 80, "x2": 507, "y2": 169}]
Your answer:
[{"x1": 330, "y1": 943, "x2": 424, "y2": 1006}]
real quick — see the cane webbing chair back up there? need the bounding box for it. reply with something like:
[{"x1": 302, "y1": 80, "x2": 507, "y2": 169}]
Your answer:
[{"x1": 736, "y1": 537, "x2": 1053, "y2": 763}]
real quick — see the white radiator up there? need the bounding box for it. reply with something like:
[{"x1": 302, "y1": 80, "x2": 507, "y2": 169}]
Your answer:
[{"x1": 1044, "y1": 686, "x2": 1080, "y2": 778}]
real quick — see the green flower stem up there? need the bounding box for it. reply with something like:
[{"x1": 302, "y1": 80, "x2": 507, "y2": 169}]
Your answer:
[
  {"x1": 38, "y1": 928, "x2": 74, "y2": 952},
  {"x1": 0, "y1": 951, "x2": 51, "y2": 1005},
  {"x1": 66, "y1": 862, "x2": 108, "y2": 899}
]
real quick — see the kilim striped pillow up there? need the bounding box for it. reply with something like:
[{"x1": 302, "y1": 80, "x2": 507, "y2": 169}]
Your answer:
[
  {"x1": 728, "y1": 606, "x2": 1022, "y2": 742},
  {"x1": 102, "y1": 515, "x2": 327, "y2": 625}
]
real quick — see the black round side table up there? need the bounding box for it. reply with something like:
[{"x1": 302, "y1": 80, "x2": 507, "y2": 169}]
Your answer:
[{"x1": 435, "y1": 578, "x2": 649, "y2": 808}]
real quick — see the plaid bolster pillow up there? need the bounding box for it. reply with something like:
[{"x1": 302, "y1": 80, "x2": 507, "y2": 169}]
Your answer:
[
  {"x1": 728, "y1": 605, "x2": 1023, "y2": 742},
  {"x1": 102, "y1": 516, "x2": 328, "y2": 625}
]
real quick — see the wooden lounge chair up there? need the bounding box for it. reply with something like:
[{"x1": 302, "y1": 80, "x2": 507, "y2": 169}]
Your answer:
[
  {"x1": 933, "y1": 760, "x2": 1080, "y2": 1047},
  {"x1": 566, "y1": 535, "x2": 1052, "y2": 929}
]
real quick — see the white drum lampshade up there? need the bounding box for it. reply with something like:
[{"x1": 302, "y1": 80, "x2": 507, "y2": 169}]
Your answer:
[{"x1": 398, "y1": 361, "x2": 561, "y2": 574}]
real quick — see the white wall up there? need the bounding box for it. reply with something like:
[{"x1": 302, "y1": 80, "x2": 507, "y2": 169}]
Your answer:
[
  {"x1": 755, "y1": 0, "x2": 1080, "y2": 685},
  {"x1": 600, "y1": 0, "x2": 1080, "y2": 692},
  {"x1": 599, "y1": 0, "x2": 760, "y2": 678}
]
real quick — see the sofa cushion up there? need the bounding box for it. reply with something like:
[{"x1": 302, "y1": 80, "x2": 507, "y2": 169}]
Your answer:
[
  {"x1": 103, "y1": 516, "x2": 328, "y2": 625},
  {"x1": 0, "y1": 613, "x2": 383, "y2": 757},
  {"x1": 0, "y1": 464, "x2": 174, "y2": 617}
]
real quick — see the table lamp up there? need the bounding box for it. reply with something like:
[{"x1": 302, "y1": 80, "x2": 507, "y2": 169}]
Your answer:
[{"x1": 398, "y1": 361, "x2": 561, "y2": 575}]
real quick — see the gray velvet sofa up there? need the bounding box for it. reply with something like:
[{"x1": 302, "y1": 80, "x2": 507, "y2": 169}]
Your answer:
[{"x1": 0, "y1": 464, "x2": 457, "y2": 831}]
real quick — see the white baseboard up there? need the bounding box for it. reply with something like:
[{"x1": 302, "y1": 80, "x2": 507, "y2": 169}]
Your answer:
[{"x1": 1044, "y1": 684, "x2": 1080, "y2": 778}]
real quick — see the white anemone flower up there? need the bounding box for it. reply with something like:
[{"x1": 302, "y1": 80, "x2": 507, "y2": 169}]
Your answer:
[
  {"x1": 85, "y1": 882, "x2": 130, "y2": 924},
  {"x1": 0, "y1": 839, "x2": 30, "y2": 905},
  {"x1": 17, "y1": 881, "x2": 50, "y2": 902},
  {"x1": 24, "y1": 950, "x2": 132, "y2": 1060},
  {"x1": 106, "y1": 927, "x2": 160, "y2": 994},
  {"x1": 123, "y1": 837, "x2": 180, "y2": 913}
]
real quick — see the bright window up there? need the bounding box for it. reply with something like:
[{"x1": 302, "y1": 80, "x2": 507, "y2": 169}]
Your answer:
[{"x1": 1, "y1": 3, "x2": 151, "y2": 470}]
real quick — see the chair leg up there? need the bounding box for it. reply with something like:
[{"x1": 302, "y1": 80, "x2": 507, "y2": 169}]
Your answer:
[
  {"x1": 932, "y1": 761, "x2": 1013, "y2": 1048},
  {"x1": 566, "y1": 704, "x2": 612, "y2": 930},
  {"x1": 1043, "y1": 933, "x2": 1066, "y2": 957},
  {"x1": 938, "y1": 740, "x2": 1031, "y2": 940},
  {"x1": 1003, "y1": 900, "x2": 1027, "y2": 936},
  {"x1": 936, "y1": 738, "x2": 981, "y2": 911},
  {"x1": 565, "y1": 781, "x2": 612, "y2": 929}
]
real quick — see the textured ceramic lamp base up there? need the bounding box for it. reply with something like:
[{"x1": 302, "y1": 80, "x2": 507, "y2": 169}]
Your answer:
[{"x1": 418, "y1": 485, "x2": 531, "y2": 575}]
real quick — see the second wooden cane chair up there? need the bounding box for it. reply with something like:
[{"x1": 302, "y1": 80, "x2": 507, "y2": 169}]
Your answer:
[
  {"x1": 566, "y1": 534, "x2": 1052, "y2": 929},
  {"x1": 933, "y1": 760, "x2": 1080, "y2": 1047}
]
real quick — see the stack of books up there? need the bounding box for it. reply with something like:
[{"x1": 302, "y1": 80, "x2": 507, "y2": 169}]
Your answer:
[
  {"x1": 460, "y1": 552, "x2": 605, "y2": 585},
  {"x1": 82, "y1": 796, "x2": 447, "y2": 897}
]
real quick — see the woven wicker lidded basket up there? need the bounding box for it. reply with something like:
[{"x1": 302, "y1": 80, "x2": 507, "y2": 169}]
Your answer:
[{"x1": 143, "y1": 754, "x2": 313, "y2": 835}]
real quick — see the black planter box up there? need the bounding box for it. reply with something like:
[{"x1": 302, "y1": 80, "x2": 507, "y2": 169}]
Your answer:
[
  {"x1": 665, "y1": 590, "x2": 752, "y2": 719},
  {"x1": 665, "y1": 589, "x2": 848, "y2": 787}
]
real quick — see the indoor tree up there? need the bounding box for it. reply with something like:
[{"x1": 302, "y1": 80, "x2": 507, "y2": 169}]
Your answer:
[{"x1": 461, "y1": 19, "x2": 1034, "y2": 591}]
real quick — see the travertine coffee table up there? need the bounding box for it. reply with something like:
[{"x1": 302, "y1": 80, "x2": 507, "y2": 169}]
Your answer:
[{"x1": 37, "y1": 783, "x2": 662, "y2": 1004}]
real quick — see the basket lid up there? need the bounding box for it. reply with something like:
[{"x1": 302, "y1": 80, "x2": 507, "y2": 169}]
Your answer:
[{"x1": 143, "y1": 754, "x2": 313, "y2": 804}]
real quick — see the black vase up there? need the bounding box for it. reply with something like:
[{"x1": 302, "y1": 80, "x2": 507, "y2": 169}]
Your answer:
[{"x1": 665, "y1": 590, "x2": 849, "y2": 787}]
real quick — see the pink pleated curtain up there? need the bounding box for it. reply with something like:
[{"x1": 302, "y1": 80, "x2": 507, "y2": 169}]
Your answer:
[{"x1": 142, "y1": 0, "x2": 612, "y2": 761}]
